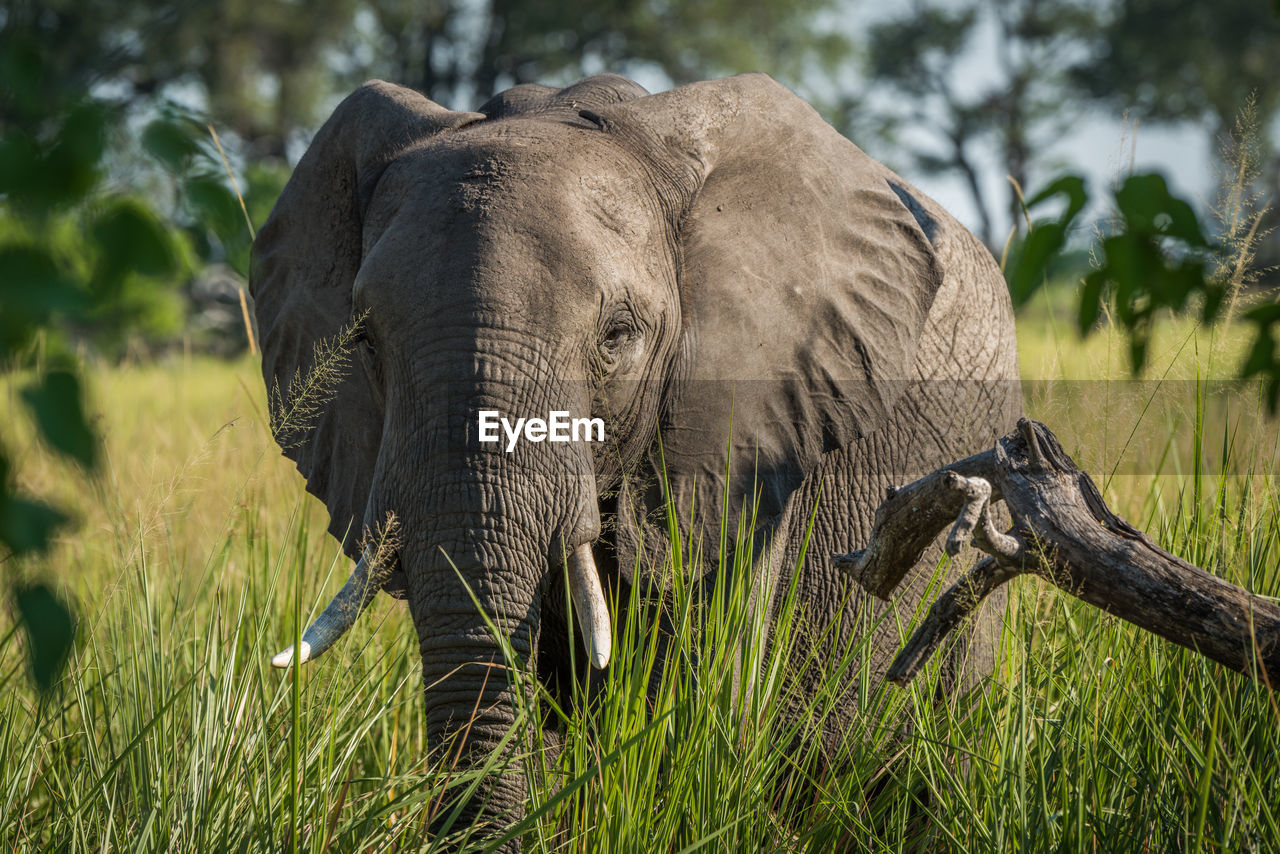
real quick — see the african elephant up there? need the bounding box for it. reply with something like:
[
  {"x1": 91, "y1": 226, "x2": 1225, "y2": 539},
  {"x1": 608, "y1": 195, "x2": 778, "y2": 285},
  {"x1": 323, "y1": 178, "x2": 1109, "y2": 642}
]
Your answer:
[{"x1": 250, "y1": 72, "x2": 1020, "y2": 839}]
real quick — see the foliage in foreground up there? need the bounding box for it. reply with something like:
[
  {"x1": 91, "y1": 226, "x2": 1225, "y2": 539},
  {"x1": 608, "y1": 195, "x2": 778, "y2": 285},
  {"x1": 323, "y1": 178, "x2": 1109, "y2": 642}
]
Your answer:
[
  {"x1": 1007, "y1": 161, "x2": 1280, "y2": 416},
  {"x1": 1, "y1": 335, "x2": 1279, "y2": 851},
  {"x1": 0, "y1": 40, "x2": 281, "y2": 691},
  {"x1": 1, "y1": 46, "x2": 182, "y2": 692}
]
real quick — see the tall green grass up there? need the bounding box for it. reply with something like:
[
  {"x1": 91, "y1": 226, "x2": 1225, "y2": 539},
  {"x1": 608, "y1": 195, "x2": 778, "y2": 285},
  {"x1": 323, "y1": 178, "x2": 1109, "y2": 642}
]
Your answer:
[{"x1": 2, "y1": 318, "x2": 1279, "y2": 851}]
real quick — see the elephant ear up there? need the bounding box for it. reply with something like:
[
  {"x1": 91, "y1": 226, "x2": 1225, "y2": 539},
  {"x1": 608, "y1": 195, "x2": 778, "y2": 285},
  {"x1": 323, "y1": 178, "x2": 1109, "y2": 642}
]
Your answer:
[
  {"x1": 250, "y1": 81, "x2": 483, "y2": 567},
  {"x1": 601, "y1": 74, "x2": 945, "y2": 550}
]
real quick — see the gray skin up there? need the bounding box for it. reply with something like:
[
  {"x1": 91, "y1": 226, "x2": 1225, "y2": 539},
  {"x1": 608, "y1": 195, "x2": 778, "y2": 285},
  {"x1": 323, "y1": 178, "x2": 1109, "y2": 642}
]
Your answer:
[{"x1": 250, "y1": 72, "x2": 1020, "y2": 838}]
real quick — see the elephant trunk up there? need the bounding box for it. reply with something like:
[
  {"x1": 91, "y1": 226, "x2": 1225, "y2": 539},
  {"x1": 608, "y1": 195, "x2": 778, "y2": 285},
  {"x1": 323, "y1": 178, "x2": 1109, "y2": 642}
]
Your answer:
[
  {"x1": 414, "y1": 539, "x2": 537, "y2": 836},
  {"x1": 394, "y1": 405, "x2": 602, "y2": 841},
  {"x1": 269, "y1": 530, "x2": 607, "y2": 672},
  {"x1": 405, "y1": 517, "x2": 571, "y2": 841}
]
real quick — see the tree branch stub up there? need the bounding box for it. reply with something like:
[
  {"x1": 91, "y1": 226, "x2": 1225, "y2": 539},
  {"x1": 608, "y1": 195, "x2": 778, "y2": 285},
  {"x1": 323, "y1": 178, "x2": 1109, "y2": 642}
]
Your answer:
[
  {"x1": 832, "y1": 448, "x2": 999, "y2": 599},
  {"x1": 836, "y1": 418, "x2": 1280, "y2": 687}
]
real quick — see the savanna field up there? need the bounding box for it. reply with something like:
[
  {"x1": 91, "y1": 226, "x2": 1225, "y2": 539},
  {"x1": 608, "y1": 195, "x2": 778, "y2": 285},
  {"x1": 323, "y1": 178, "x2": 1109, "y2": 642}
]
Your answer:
[{"x1": 3, "y1": 292, "x2": 1279, "y2": 852}]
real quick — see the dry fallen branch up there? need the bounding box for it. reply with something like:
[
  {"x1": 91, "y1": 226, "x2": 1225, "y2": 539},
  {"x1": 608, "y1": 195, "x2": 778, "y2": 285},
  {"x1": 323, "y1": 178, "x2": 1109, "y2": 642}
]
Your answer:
[{"x1": 834, "y1": 418, "x2": 1280, "y2": 687}]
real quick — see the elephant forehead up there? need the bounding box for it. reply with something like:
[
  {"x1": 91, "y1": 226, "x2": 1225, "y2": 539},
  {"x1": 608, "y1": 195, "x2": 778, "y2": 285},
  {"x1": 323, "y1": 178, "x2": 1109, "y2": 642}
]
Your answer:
[
  {"x1": 390, "y1": 126, "x2": 663, "y2": 242},
  {"x1": 359, "y1": 131, "x2": 676, "y2": 312}
]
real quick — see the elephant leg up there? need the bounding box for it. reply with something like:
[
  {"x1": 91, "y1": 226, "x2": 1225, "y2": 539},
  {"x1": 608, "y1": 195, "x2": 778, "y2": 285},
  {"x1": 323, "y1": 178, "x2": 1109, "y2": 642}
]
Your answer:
[{"x1": 772, "y1": 378, "x2": 1017, "y2": 759}]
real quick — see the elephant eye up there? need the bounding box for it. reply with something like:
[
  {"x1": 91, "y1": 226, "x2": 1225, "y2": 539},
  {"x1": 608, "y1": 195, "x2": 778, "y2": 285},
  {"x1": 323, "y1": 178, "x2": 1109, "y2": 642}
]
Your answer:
[
  {"x1": 597, "y1": 307, "x2": 641, "y2": 371},
  {"x1": 602, "y1": 326, "x2": 629, "y2": 350},
  {"x1": 358, "y1": 330, "x2": 385, "y2": 399},
  {"x1": 358, "y1": 330, "x2": 383, "y2": 386},
  {"x1": 599, "y1": 323, "x2": 638, "y2": 364}
]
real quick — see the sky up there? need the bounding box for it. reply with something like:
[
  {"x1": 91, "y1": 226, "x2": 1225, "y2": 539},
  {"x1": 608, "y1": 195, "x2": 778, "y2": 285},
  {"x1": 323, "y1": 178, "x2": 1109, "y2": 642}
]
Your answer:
[{"x1": 928, "y1": 111, "x2": 1216, "y2": 244}]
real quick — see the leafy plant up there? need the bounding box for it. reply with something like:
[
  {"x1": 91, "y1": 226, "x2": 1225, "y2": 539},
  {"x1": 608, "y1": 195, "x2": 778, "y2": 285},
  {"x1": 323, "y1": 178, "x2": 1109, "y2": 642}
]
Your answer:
[
  {"x1": 143, "y1": 108, "x2": 287, "y2": 280},
  {"x1": 0, "y1": 47, "x2": 192, "y2": 690},
  {"x1": 1080, "y1": 173, "x2": 1223, "y2": 372},
  {"x1": 1006, "y1": 168, "x2": 1280, "y2": 408}
]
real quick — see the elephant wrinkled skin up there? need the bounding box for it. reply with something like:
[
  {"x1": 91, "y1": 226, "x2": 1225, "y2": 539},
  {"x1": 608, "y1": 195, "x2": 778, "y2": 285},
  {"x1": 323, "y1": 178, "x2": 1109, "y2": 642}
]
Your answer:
[{"x1": 250, "y1": 72, "x2": 1020, "y2": 838}]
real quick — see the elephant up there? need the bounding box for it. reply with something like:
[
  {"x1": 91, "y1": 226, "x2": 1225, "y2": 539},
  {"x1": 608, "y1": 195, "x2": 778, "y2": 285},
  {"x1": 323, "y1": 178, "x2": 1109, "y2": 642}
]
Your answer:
[{"x1": 249, "y1": 72, "x2": 1021, "y2": 840}]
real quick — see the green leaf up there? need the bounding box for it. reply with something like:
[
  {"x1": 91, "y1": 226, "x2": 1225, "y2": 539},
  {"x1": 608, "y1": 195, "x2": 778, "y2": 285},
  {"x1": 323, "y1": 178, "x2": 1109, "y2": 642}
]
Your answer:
[
  {"x1": 0, "y1": 245, "x2": 85, "y2": 356},
  {"x1": 1242, "y1": 303, "x2": 1280, "y2": 413},
  {"x1": 0, "y1": 35, "x2": 46, "y2": 122},
  {"x1": 1127, "y1": 322, "x2": 1150, "y2": 375},
  {"x1": 1004, "y1": 173, "x2": 1090, "y2": 306},
  {"x1": 90, "y1": 198, "x2": 178, "y2": 288},
  {"x1": 1097, "y1": 234, "x2": 1144, "y2": 326},
  {"x1": 142, "y1": 118, "x2": 203, "y2": 172},
  {"x1": 0, "y1": 134, "x2": 44, "y2": 203},
  {"x1": 0, "y1": 492, "x2": 69, "y2": 556},
  {"x1": 14, "y1": 582, "x2": 76, "y2": 693},
  {"x1": 1114, "y1": 173, "x2": 1207, "y2": 246},
  {"x1": 41, "y1": 102, "x2": 109, "y2": 209},
  {"x1": 1079, "y1": 271, "x2": 1105, "y2": 336},
  {"x1": 1114, "y1": 173, "x2": 1168, "y2": 233},
  {"x1": 21, "y1": 370, "x2": 98, "y2": 469},
  {"x1": 1199, "y1": 278, "x2": 1227, "y2": 325},
  {"x1": 1026, "y1": 174, "x2": 1088, "y2": 224},
  {"x1": 184, "y1": 174, "x2": 245, "y2": 242},
  {"x1": 1246, "y1": 303, "x2": 1280, "y2": 325},
  {"x1": 1007, "y1": 222, "x2": 1067, "y2": 307},
  {"x1": 1162, "y1": 196, "x2": 1209, "y2": 246},
  {"x1": 1241, "y1": 325, "x2": 1275, "y2": 378},
  {"x1": 0, "y1": 101, "x2": 108, "y2": 211}
]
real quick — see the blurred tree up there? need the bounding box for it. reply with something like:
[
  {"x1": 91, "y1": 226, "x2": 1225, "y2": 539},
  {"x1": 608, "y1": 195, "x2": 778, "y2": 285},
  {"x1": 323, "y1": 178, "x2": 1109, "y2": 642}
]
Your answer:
[
  {"x1": 186, "y1": 0, "x2": 360, "y2": 159},
  {"x1": 356, "y1": 0, "x2": 850, "y2": 109},
  {"x1": 1074, "y1": 0, "x2": 1280, "y2": 153},
  {"x1": 6, "y1": 0, "x2": 849, "y2": 169},
  {"x1": 1, "y1": 0, "x2": 359, "y2": 159},
  {"x1": 862, "y1": 0, "x2": 1100, "y2": 249},
  {"x1": 1073, "y1": 0, "x2": 1280, "y2": 282},
  {"x1": 0, "y1": 1, "x2": 189, "y2": 128},
  {"x1": 3, "y1": 0, "x2": 332, "y2": 355}
]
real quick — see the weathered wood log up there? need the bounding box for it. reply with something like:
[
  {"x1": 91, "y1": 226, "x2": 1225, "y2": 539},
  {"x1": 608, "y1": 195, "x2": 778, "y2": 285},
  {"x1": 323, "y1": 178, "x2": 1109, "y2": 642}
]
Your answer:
[
  {"x1": 835, "y1": 449, "x2": 1001, "y2": 599},
  {"x1": 834, "y1": 418, "x2": 1280, "y2": 687}
]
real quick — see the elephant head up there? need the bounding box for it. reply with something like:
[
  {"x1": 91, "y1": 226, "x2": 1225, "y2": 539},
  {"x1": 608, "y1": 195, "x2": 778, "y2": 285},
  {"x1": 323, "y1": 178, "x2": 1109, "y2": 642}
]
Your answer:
[{"x1": 250, "y1": 73, "x2": 945, "y2": 833}]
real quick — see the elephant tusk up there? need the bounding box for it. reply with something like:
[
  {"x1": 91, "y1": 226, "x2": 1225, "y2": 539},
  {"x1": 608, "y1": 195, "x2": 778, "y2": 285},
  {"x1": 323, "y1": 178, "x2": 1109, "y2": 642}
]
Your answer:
[
  {"x1": 271, "y1": 547, "x2": 385, "y2": 668},
  {"x1": 566, "y1": 542, "x2": 612, "y2": 669}
]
